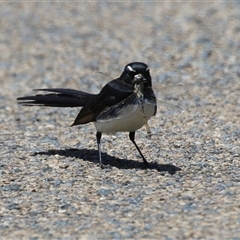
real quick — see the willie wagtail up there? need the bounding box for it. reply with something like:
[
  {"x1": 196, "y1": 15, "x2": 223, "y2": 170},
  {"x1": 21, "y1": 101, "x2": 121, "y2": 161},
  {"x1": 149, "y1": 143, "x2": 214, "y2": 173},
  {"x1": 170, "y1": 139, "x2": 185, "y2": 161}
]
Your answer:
[{"x1": 17, "y1": 62, "x2": 157, "y2": 167}]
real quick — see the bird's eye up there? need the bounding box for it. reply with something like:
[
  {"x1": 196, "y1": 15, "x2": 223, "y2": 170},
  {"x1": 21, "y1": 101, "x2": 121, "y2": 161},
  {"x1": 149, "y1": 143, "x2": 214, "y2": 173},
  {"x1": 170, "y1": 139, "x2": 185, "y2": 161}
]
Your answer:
[{"x1": 128, "y1": 71, "x2": 136, "y2": 79}]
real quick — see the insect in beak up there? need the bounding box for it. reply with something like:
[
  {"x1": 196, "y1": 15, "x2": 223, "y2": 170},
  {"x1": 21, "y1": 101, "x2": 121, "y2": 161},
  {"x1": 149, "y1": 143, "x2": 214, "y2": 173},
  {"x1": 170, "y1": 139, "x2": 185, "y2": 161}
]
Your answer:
[{"x1": 133, "y1": 74, "x2": 147, "y2": 84}]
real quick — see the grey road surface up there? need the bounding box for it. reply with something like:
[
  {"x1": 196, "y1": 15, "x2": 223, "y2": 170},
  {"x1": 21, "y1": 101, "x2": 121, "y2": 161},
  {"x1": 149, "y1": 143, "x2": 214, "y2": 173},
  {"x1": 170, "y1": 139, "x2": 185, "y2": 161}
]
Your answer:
[{"x1": 0, "y1": 2, "x2": 240, "y2": 239}]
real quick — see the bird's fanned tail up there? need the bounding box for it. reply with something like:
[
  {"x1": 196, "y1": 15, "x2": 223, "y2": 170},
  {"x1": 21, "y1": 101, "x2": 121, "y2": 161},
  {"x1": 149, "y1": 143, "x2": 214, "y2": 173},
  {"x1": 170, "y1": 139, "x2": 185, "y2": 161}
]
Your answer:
[{"x1": 17, "y1": 88, "x2": 96, "y2": 107}]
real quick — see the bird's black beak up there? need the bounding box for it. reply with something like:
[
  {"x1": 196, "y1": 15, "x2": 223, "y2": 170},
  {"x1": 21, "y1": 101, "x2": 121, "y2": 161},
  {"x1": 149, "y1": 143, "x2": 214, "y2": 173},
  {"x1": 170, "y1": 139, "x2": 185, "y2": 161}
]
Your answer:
[{"x1": 133, "y1": 74, "x2": 147, "y2": 84}]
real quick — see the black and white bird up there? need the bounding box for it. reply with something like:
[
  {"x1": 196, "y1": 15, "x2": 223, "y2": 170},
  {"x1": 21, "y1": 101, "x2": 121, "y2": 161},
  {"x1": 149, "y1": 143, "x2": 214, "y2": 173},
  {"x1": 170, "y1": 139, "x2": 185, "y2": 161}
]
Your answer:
[{"x1": 17, "y1": 62, "x2": 157, "y2": 167}]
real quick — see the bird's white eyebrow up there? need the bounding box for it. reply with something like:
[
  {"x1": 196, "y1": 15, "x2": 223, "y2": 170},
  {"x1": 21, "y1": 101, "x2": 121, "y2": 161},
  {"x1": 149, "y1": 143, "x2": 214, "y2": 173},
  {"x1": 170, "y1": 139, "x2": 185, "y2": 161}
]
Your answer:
[
  {"x1": 127, "y1": 66, "x2": 136, "y2": 72},
  {"x1": 146, "y1": 67, "x2": 149, "y2": 71}
]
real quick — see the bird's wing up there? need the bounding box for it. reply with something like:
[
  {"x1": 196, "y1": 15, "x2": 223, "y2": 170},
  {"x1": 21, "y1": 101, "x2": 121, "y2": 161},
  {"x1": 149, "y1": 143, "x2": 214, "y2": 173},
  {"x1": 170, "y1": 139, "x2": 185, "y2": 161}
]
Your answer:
[
  {"x1": 96, "y1": 93, "x2": 138, "y2": 122},
  {"x1": 71, "y1": 79, "x2": 135, "y2": 125}
]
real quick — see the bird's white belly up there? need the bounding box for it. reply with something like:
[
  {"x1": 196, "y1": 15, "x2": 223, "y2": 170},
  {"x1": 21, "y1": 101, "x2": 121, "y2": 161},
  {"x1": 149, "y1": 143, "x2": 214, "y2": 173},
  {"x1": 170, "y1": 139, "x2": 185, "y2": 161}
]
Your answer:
[{"x1": 94, "y1": 103, "x2": 155, "y2": 134}]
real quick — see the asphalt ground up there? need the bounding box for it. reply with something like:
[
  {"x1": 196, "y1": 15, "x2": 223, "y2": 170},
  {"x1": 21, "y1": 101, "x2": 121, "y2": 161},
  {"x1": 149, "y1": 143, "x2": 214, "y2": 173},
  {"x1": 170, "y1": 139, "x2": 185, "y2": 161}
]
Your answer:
[{"x1": 0, "y1": 2, "x2": 240, "y2": 239}]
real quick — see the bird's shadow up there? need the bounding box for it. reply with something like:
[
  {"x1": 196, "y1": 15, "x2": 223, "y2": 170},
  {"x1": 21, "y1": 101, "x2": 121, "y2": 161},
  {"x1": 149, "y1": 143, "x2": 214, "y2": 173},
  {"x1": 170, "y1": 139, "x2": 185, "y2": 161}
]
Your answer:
[{"x1": 34, "y1": 148, "x2": 181, "y2": 174}]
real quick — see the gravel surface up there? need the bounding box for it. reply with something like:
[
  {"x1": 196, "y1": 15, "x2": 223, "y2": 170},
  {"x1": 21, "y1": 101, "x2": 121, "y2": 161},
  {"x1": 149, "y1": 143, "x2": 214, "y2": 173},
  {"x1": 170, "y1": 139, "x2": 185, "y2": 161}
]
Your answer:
[{"x1": 0, "y1": 2, "x2": 240, "y2": 239}]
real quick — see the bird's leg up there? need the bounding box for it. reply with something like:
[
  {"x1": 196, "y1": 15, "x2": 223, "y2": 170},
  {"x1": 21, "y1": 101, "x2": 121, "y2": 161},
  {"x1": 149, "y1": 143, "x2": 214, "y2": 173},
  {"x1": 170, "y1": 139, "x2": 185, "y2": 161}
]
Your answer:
[
  {"x1": 129, "y1": 131, "x2": 149, "y2": 166},
  {"x1": 96, "y1": 132, "x2": 103, "y2": 167}
]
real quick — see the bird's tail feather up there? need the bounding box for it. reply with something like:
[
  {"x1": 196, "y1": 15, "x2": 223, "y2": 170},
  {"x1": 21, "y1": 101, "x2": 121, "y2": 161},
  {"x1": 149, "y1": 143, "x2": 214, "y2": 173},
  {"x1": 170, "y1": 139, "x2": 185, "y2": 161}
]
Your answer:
[{"x1": 17, "y1": 88, "x2": 96, "y2": 107}]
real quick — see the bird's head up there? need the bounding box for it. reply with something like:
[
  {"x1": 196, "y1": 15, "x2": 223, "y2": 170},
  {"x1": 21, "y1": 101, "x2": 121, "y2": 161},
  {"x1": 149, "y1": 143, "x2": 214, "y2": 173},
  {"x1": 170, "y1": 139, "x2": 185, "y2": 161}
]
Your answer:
[{"x1": 120, "y1": 62, "x2": 152, "y2": 87}]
